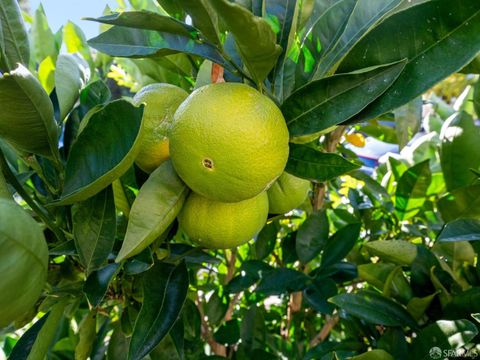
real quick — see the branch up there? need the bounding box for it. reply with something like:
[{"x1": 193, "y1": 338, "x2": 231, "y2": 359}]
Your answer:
[{"x1": 309, "y1": 314, "x2": 340, "y2": 347}]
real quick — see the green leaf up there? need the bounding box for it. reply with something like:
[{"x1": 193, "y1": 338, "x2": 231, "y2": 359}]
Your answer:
[
  {"x1": 116, "y1": 161, "x2": 188, "y2": 262},
  {"x1": 329, "y1": 290, "x2": 417, "y2": 328},
  {"x1": 358, "y1": 263, "x2": 396, "y2": 289},
  {"x1": 226, "y1": 260, "x2": 272, "y2": 294},
  {"x1": 364, "y1": 240, "x2": 418, "y2": 265},
  {"x1": 8, "y1": 315, "x2": 49, "y2": 360},
  {"x1": 75, "y1": 310, "x2": 97, "y2": 360},
  {"x1": 286, "y1": 144, "x2": 360, "y2": 182},
  {"x1": 55, "y1": 53, "x2": 89, "y2": 121},
  {"x1": 255, "y1": 221, "x2": 278, "y2": 260},
  {"x1": 295, "y1": 0, "x2": 356, "y2": 84},
  {"x1": 338, "y1": 0, "x2": 480, "y2": 122},
  {"x1": 31, "y1": 4, "x2": 58, "y2": 64},
  {"x1": 313, "y1": 0, "x2": 403, "y2": 79},
  {"x1": 177, "y1": 0, "x2": 220, "y2": 45},
  {"x1": 72, "y1": 186, "x2": 116, "y2": 274},
  {"x1": 59, "y1": 99, "x2": 144, "y2": 204},
  {"x1": 304, "y1": 340, "x2": 363, "y2": 360},
  {"x1": 350, "y1": 350, "x2": 394, "y2": 360},
  {"x1": 283, "y1": 61, "x2": 406, "y2": 136},
  {"x1": 440, "y1": 111, "x2": 480, "y2": 192},
  {"x1": 394, "y1": 160, "x2": 431, "y2": 220},
  {"x1": 79, "y1": 79, "x2": 111, "y2": 110},
  {"x1": 128, "y1": 261, "x2": 189, "y2": 360},
  {"x1": 83, "y1": 263, "x2": 121, "y2": 307},
  {"x1": 303, "y1": 278, "x2": 337, "y2": 314},
  {"x1": 63, "y1": 21, "x2": 93, "y2": 66},
  {"x1": 0, "y1": 64, "x2": 59, "y2": 158},
  {"x1": 296, "y1": 210, "x2": 329, "y2": 264},
  {"x1": 85, "y1": 11, "x2": 199, "y2": 38},
  {"x1": 474, "y1": 79, "x2": 480, "y2": 116},
  {"x1": 256, "y1": 268, "x2": 310, "y2": 295},
  {"x1": 205, "y1": 291, "x2": 229, "y2": 325},
  {"x1": 210, "y1": 0, "x2": 282, "y2": 83},
  {"x1": 0, "y1": 0, "x2": 29, "y2": 70},
  {"x1": 394, "y1": 97, "x2": 422, "y2": 150},
  {"x1": 407, "y1": 292, "x2": 438, "y2": 321},
  {"x1": 88, "y1": 26, "x2": 231, "y2": 70},
  {"x1": 438, "y1": 218, "x2": 480, "y2": 242},
  {"x1": 411, "y1": 319, "x2": 478, "y2": 359},
  {"x1": 438, "y1": 184, "x2": 480, "y2": 222},
  {"x1": 321, "y1": 223, "x2": 360, "y2": 268},
  {"x1": 213, "y1": 319, "x2": 240, "y2": 345}
]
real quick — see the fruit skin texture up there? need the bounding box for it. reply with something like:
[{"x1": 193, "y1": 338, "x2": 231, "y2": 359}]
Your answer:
[
  {"x1": 133, "y1": 83, "x2": 189, "y2": 173},
  {"x1": 169, "y1": 83, "x2": 289, "y2": 202},
  {"x1": 178, "y1": 191, "x2": 269, "y2": 249},
  {"x1": 267, "y1": 172, "x2": 311, "y2": 214},
  {"x1": 0, "y1": 200, "x2": 48, "y2": 327}
]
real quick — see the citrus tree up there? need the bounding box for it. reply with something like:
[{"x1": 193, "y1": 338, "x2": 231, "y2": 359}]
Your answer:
[{"x1": 1, "y1": 0, "x2": 480, "y2": 359}]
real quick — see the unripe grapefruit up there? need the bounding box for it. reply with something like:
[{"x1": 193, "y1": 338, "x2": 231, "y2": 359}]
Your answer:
[
  {"x1": 267, "y1": 172, "x2": 311, "y2": 214},
  {"x1": 133, "y1": 83, "x2": 188, "y2": 173},
  {"x1": 0, "y1": 200, "x2": 48, "y2": 327},
  {"x1": 169, "y1": 83, "x2": 289, "y2": 202},
  {"x1": 178, "y1": 191, "x2": 269, "y2": 249}
]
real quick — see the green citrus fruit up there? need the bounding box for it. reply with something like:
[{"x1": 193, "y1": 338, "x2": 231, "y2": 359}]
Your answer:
[
  {"x1": 133, "y1": 83, "x2": 189, "y2": 173},
  {"x1": 178, "y1": 191, "x2": 269, "y2": 249},
  {"x1": 169, "y1": 83, "x2": 289, "y2": 202},
  {"x1": 0, "y1": 200, "x2": 48, "y2": 327},
  {"x1": 267, "y1": 172, "x2": 311, "y2": 214}
]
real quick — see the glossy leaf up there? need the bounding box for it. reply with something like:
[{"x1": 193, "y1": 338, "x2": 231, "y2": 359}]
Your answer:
[
  {"x1": 177, "y1": 0, "x2": 220, "y2": 45},
  {"x1": 286, "y1": 144, "x2": 360, "y2": 182},
  {"x1": 283, "y1": 61, "x2": 406, "y2": 136},
  {"x1": 84, "y1": 263, "x2": 121, "y2": 307},
  {"x1": 79, "y1": 79, "x2": 111, "y2": 110},
  {"x1": 55, "y1": 53, "x2": 90, "y2": 121},
  {"x1": 8, "y1": 315, "x2": 48, "y2": 360},
  {"x1": 128, "y1": 261, "x2": 189, "y2": 360},
  {"x1": 411, "y1": 319, "x2": 478, "y2": 359},
  {"x1": 438, "y1": 184, "x2": 480, "y2": 222},
  {"x1": 364, "y1": 240, "x2": 418, "y2": 265},
  {"x1": 86, "y1": 11, "x2": 198, "y2": 38},
  {"x1": 59, "y1": 99, "x2": 144, "y2": 204},
  {"x1": 0, "y1": 0, "x2": 29, "y2": 70},
  {"x1": 321, "y1": 223, "x2": 361, "y2": 268},
  {"x1": 296, "y1": 210, "x2": 329, "y2": 264},
  {"x1": 210, "y1": 0, "x2": 281, "y2": 83},
  {"x1": 438, "y1": 218, "x2": 480, "y2": 242},
  {"x1": 339, "y1": 0, "x2": 480, "y2": 122},
  {"x1": 0, "y1": 64, "x2": 59, "y2": 158},
  {"x1": 395, "y1": 160, "x2": 432, "y2": 220},
  {"x1": 329, "y1": 290, "x2": 417, "y2": 328},
  {"x1": 88, "y1": 26, "x2": 230, "y2": 70},
  {"x1": 303, "y1": 278, "x2": 337, "y2": 314},
  {"x1": 116, "y1": 161, "x2": 188, "y2": 262},
  {"x1": 440, "y1": 111, "x2": 480, "y2": 191},
  {"x1": 256, "y1": 268, "x2": 310, "y2": 295}
]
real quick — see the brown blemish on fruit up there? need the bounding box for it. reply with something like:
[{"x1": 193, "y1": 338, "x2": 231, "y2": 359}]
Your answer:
[{"x1": 202, "y1": 158, "x2": 214, "y2": 170}]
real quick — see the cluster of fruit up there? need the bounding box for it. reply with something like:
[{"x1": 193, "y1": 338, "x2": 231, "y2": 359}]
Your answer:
[{"x1": 135, "y1": 82, "x2": 311, "y2": 249}]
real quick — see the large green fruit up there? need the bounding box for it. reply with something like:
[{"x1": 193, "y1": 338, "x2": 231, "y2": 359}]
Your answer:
[
  {"x1": 0, "y1": 200, "x2": 48, "y2": 327},
  {"x1": 267, "y1": 172, "x2": 311, "y2": 214},
  {"x1": 169, "y1": 83, "x2": 289, "y2": 202},
  {"x1": 178, "y1": 191, "x2": 269, "y2": 249}
]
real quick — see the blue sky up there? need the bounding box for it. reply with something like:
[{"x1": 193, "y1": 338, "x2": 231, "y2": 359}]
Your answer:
[{"x1": 29, "y1": 0, "x2": 118, "y2": 39}]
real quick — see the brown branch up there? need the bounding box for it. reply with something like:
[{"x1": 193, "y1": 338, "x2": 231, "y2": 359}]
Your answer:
[
  {"x1": 309, "y1": 314, "x2": 340, "y2": 347},
  {"x1": 196, "y1": 295, "x2": 227, "y2": 357}
]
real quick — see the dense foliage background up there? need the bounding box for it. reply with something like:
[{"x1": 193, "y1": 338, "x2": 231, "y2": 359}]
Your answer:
[{"x1": 1, "y1": 0, "x2": 480, "y2": 359}]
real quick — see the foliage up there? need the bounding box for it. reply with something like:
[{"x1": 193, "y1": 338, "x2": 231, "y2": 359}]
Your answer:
[{"x1": 0, "y1": 0, "x2": 480, "y2": 359}]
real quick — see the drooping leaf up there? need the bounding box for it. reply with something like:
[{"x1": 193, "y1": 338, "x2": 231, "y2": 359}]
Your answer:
[
  {"x1": 364, "y1": 240, "x2": 418, "y2": 265},
  {"x1": 411, "y1": 319, "x2": 478, "y2": 359},
  {"x1": 86, "y1": 11, "x2": 199, "y2": 38},
  {"x1": 55, "y1": 53, "x2": 90, "y2": 121},
  {"x1": 59, "y1": 99, "x2": 144, "y2": 204},
  {"x1": 286, "y1": 144, "x2": 360, "y2": 182},
  {"x1": 283, "y1": 61, "x2": 406, "y2": 136},
  {"x1": 210, "y1": 0, "x2": 282, "y2": 83},
  {"x1": 83, "y1": 263, "x2": 121, "y2": 307},
  {"x1": 438, "y1": 218, "x2": 480, "y2": 242},
  {"x1": 440, "y1": 111, "x2": 480, "y2": 192},
  {"x1": 88, "y1": 26, "x2": 231, "y2": 70},
  {"x1": 256, "y1": 268, "x2": 310, "y2": 295},
  {"x1": 321, "y1": 223, "x2": 361, "y2": 268},
  {"x1": 116, "y1": 161, "x2": 188, "y2": 262},
  {"x1": 338, "y1": 0, "x2": 480, "y2": 122},
  {"x1": 72, "y1": 186, "x2": 116, "y2": 274},
  {"x1": 177, "y1": 0, "x2": 220, "y2": 45},
  {"x1": 438, "y1": 184, "x2": 480, "y2": 222},
  {"x1": 329, "y1": 290, "x2": 417, "y2": 328},
  {"x1": 394, "y1": 160, "x2": 431, "y2": 220},
  {"x1": 128, "y1": 261, "x2": 189, "y2": 360},
  {"x1": 0, "y1": 0, "x2": 29, "y2": 70},
  {"x1": 0, "y1": 64, "x2": 59, "y2": 158},
  {"x1": 296, "y1": 210, "x2": 329, "y2": 264}
]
